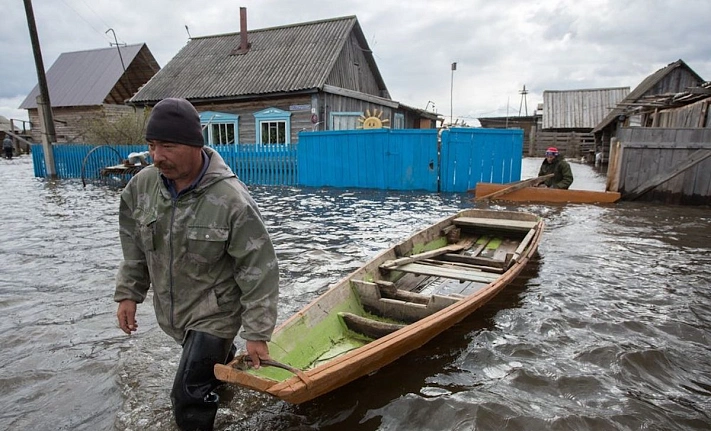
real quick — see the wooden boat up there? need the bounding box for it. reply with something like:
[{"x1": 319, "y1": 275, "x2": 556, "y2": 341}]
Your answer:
[
  {"x1": 214, "y1": 209, "x2": 543, "y2": 403},
  {"x1": 473, "y1": 182, "x2": 621, "y2": 203}
]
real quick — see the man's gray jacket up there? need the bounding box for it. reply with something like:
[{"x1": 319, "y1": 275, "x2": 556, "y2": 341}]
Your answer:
[{"x1": 114, "y1": 147, "x2": 279, "y2": 344}]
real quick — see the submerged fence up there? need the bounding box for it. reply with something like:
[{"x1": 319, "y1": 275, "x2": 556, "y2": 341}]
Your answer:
[
  {"x1": 31, "y1": 143, "x2": 298, "y2": 187},
  {"x1": 31, "y1": 128, "x2": 523, "y2": 192}
]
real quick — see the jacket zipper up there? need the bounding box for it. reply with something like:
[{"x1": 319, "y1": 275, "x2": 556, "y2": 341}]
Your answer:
[{"x1": 169, "y1": 197, "x2": 177, "y2": 328}]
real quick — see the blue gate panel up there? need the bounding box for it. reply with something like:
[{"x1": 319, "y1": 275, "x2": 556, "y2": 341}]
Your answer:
[{"x1": 440, "y1": 128, "x2": 522, "y2": 192}]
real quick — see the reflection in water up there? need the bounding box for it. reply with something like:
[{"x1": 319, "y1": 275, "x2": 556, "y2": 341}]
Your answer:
[{"x1": 0, "y1": 157, "x2": 710, "y2": 431}]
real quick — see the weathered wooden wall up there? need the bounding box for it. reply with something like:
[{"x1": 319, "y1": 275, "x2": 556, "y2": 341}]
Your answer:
[
  {"x1": 25, "y1": 105, "x2": 139, "y2": 143},
  {"x1": 610, "y1": 128, "x2": 711, "y2": 205},
  {"x1": 653, "y1": 99, "x2": 711, "y2": 128},
  {"x1": 530, "y1": 130, "x2": 594, "y2": 159},
  {"x1": 196, "y1": 95, "x2": 314, "y2": 144}
]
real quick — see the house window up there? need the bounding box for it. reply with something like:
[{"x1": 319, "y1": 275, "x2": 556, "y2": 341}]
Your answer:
[
  {"x1": 331, "y1": 112, "x2": 362, "y2": 130},
  {"x1": 254, "y1": 107, "x2": 292, "y2": 144},
  {"x1": 260, "y1": 121, "x2": 287, "y2": 144},
  {"x1": 199, "y1": 111, "x2": 239, "y2": 145},
  {"x1": 393, "y1": 113, "x2": 405, "y2": 129}
]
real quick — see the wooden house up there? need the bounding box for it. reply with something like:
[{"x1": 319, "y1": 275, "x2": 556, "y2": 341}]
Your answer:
[
  {"x1": 601, "y1": 80, "x2": 711, "y2": 205},
  {"x1": 128, "y1": 10, "x2": 440, "y2": 145},
  {"x1": 536, "y1": 87, "x2": 629, "y2": 160},
  {"x1": 592, "y1": 59, "x2": 705, "y2": 161},
  {"x1": 19, "y1": 44, "x2": 160, "y2": 143}
]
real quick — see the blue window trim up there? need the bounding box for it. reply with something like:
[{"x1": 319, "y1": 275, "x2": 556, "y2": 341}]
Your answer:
[
  {"x1": 199, "y1": 111, "x2": 239, "y2": 145},
  {"x1": 254, "y1": 107, "x2": 292, "y2": 144}
]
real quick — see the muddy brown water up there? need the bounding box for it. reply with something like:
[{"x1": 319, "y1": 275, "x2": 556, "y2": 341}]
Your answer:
[{"x1": 1, "y1": 156, "x2": 709, "y2": 430}]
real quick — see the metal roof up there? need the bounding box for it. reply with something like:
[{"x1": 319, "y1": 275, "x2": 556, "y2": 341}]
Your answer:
[
  {"x1": 20, "y1": 44, "x2": 156, "y2": 109},
  {"x1": 542, "y1": 87, "x2": 629, "y2": 130},
  {"x1": 129, "y1": 16, "x2": 386, "y2": 104}
]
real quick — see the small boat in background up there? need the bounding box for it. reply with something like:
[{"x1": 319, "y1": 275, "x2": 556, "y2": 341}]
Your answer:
[
  {"x1": 215, "y1": 208, "x2": 543, "y2": 403},
  {"x1": 472, "y1": 182, "x2": 621, "y2": 204}
]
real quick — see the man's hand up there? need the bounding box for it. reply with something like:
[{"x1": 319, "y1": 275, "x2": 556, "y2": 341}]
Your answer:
[
  {"x1": 117, "y1": 299, "x2": 138, "y2": 335},
  {"x1": 245, "y1": 340, "x2": 271, "y2": 369}
]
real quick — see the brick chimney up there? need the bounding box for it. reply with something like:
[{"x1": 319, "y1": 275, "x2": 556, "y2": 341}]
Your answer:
[{"x1": 231, "y1": 7, "x2": 251, "y2": 55}]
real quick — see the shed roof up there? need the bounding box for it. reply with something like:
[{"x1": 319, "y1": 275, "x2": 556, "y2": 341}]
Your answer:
[
  {"x1": 592, "y1": 59, "x2": 705, "y2": 132},
  {"x1": 130, "y1": 16, "x2": 387, "y2": 104},
  {"x1": 20, "y1": 43, "x2": 159, "y2": 109},
  {"x1": 542, "y1": 87, "x2": 629, "y2": 130}
]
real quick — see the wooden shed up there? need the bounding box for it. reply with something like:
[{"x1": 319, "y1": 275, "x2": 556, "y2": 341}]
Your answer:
[
  {"x1": 536, "y1": 87, "x2": 629, "y2": 160},
  {"x1": 607, "y1": 128, "x2": 711, "y2": 205},
  {"x1": 19, "y1": 44, "x2": 160, "y2": 144},
  {"x1": 592, "y1": 59, "x2": 705, "y2": 162},
  {"x1": 128, "y1": 10, "x2": 440, "y2": 145}
]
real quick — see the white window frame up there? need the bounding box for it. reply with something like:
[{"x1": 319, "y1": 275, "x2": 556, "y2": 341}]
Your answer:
[
  {"x1": 199, "y1": 111, "x2": 239, "y2": 145},
  {"x1": 254, "y1": 107, "x2": 292, "y2": 144},
  {"x1": 331, "y1": 111, "x2": 363, "y2": 130}
]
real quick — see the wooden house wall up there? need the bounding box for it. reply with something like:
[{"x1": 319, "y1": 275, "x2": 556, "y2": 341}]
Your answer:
[
  {"x1": 326, "y1": 33, "x2": 383, "y2": 97},
  {"x1": 26, "y1": 105, "x2": 136, "y2": 144},
  {"x1": 196, "y1": 95, "x2": 315, "y2": 144},
  {"x1": 651, "y1": 99, "x2": 711, "y2": 128},
  {"x1": 645, "y1": 68, "x2": 703, "y2": 97},
  {"x1": 321, "y1": 92, "x2": 394, "y2": 128},
  {"x1": 613, "y1": 127, "x2": 711, "y2": 205}
]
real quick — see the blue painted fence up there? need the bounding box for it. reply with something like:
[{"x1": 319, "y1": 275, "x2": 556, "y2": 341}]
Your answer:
[
  {"x1": 31, "y1": 128, "x2": 522, "y2": 192},
  {"x1": 31, "y1": 143, "x2": 298, "y2": 186},
  {"x1": 440, "y1": 128, "x2": 523, "y2": 192},
  {"x1": 297, "y1": 129, "x2": 439, "y2": 191}
]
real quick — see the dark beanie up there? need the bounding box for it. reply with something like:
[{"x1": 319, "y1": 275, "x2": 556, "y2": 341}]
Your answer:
[{"x1": 146, "y1": 98, "x2": 204, "y2": 147}]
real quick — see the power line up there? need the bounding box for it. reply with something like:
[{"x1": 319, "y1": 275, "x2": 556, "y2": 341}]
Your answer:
[{"x1": 58, "y1": 0, "x2": 113, "y2": 43}]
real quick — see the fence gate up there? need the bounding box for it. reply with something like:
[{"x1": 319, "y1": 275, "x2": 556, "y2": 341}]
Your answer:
[
  {"x1": 297, "y1": 129, "x2": 439, "y2": 191},
  {"x1": 440, "y1": 128, "x2": 523, "y2": 192}
]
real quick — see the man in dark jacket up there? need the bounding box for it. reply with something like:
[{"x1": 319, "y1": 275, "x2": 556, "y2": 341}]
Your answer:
[
  {"x1": 538, "y1": 147, "x2": 573, "y2": 189},
  {"x1": 114, "y1": 98, "x2": 280, "y2": 431}
]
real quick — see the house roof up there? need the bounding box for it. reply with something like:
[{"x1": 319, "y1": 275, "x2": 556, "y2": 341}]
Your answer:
[
  {"x1": 542, "y1": 87, "x2": 630, "y2": 130},
  {"x1": 592, "y1": 59, "x2": 705, "y2": 132},
  {"x1": 20, "y1": 43, "x2": 159, "y2": 109},
  {"x1": 129, "y1": 16, "x2": 387, "y2": 104}
]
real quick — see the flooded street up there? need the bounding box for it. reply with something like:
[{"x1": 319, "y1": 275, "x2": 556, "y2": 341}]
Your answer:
[{"x1": 1, "y1": 156, "x2": 710, "y2": 431}]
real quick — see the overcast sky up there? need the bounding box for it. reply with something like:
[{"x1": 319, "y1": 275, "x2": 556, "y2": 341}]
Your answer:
[{"x1": 2, "y1": 0, "x2": 710, "y2": 127}]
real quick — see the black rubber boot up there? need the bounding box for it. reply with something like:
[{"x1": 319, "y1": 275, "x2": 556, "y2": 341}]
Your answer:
[{"x1": 171, "y1": 331, "x2": 235, "y2": 431}]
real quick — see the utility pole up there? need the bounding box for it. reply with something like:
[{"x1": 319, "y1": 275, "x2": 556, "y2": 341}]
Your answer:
[
  {"x1": 23, "y1": 0, "x2": 56, "y2": 177},
  {"x1": 450, "y1": 62, "x2": 457, "y2": 126},
  {"x1": 518, "y1": 85, "x2": 529, "y2": 116}
]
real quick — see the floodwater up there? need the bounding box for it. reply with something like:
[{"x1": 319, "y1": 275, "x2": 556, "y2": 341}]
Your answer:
[{"x1": 1, "y1": 156, "x2": 710, "y2": 431}]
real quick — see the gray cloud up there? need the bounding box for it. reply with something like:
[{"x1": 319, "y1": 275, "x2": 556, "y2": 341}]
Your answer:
[{"x1": 2, "y1": 0, "x2": 708, "y2": 125}]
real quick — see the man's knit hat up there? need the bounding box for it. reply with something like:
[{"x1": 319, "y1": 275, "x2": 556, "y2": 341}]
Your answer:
[{"x1": 146, "y1": 98, "x2": 204, "y2": 147}]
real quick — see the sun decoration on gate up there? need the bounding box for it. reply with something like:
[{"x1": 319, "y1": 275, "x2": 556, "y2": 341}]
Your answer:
[{"x1": 357, "y1": 109, "x2": 390, "y2": 129}]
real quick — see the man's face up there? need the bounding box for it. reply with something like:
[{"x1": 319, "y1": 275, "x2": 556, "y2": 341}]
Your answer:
[
  {"x1": 148, "y1": 141, "x2": 202, "y2": 182},
  {"x1": 545, "y1": 152, "x2": 557, "y2": 162}
]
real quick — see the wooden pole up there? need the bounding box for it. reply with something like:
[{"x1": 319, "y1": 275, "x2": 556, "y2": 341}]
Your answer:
[{"x1": 23, "y1": 0, "x2": 57, "y2": 177}]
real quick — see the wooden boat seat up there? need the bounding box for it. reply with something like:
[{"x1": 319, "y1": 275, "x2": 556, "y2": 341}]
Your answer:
[
  {"x1": 351, "y1": 279, "x2": 460, "y2": 323},
  {"x1": 391, "y1": 262, "x2": 501, "y2": 283},
  {"x1": 338, "y1": 312, "x2": 405, "y2": 339},
  {"x1": 453, "y1": 217, "x2": 537, "y2": 232}
]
